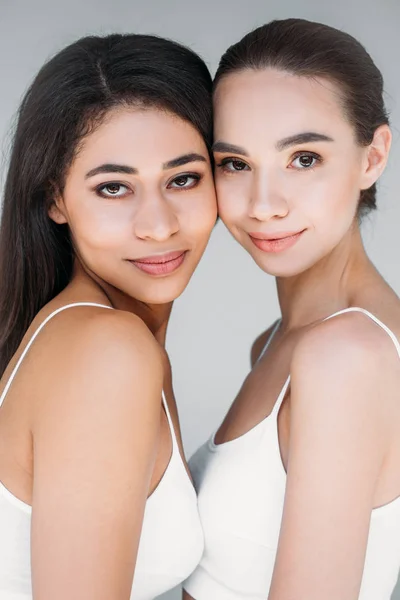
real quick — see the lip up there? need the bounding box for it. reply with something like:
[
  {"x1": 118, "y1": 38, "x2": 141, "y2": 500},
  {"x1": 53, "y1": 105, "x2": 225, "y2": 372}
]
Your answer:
[
  {"x1": 248, "y1": 230, "x2": 305, "y2": 254},
  {"x1": 128, "y1": 250, "x2": 187, "y2": 276}
]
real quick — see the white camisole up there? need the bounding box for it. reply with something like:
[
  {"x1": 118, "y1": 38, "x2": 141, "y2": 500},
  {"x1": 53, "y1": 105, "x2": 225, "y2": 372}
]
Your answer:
[
  {"x1": 184, "y1": 307, "x2": 400, "y2": 600},
  {"x1": 0, "y1": 303, "x2": 204, "y2": 600}
]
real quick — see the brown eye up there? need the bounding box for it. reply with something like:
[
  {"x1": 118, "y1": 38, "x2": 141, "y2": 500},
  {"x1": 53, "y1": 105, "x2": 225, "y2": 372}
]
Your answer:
[
  {"x1": 299, "y1": 155, "x2": 314, "y2": 167},
  {"x1": 173, "y1": 176, "x2": 191, "y2": 187},
  {"x1": 290, "y1": 152, "x2": 321, "y2": 169},
  {"x1": 231, "y1": 159, "x2": 247, "y2": 171},
  {"x1": 168, "y1": 174, "x2": 201, "y2": 189},
  {"x1": 218, "y1": 158, "x2": 250, "y2": 172},
  {"x1": 105, "y1": 184, "x2": 122, "y2": 194},
  {"x1": 97, "y1": 183, "x2": 129, "y2": 198}
]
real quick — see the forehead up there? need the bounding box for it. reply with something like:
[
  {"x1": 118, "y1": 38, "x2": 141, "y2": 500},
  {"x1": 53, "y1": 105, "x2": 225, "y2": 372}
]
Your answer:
[
  {"x1": 213, "y1": 69, "x2": 352, "y2": 144},
  {"x1": 74, "y1": 107, "x2": 206, "y2": 171}
]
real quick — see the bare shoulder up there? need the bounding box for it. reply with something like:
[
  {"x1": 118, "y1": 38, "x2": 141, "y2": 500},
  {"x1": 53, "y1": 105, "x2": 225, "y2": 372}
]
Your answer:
[
  {"x1": 267, "y1": 309, "x2": 400, "y2": 600},
  {"x1": 43, "y1": 305, "x2": 161, "y2": 368},
  {"x1": 294, "y1": 309, "x2": 398, "y2": 368},
  {"x1": 290, "y1": 310, "x2": 400, "y2": 421},
  {"x1": 250, "y1": 321, "x2": 279, "y2": 367},
  {"x1": 32, "y1": 307, "x2": 163, "y2": 425},
  {"x1": 30, "y1": 307, "x2": 165, "y2": 596}
]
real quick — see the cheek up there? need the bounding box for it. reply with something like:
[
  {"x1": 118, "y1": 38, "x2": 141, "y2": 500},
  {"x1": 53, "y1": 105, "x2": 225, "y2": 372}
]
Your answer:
[
  {"x1": 292, "y1": 164, "x2": 360, "y2": 232},
  {"x1": 180, "y1": 184, "x2": 218, "y2": 238},
  {"x1": 69, "y1": 199, "x2": 134, "y2": 253},
  {"x1": 215, "y1": 175, "x2": 249, "y2": 225}
]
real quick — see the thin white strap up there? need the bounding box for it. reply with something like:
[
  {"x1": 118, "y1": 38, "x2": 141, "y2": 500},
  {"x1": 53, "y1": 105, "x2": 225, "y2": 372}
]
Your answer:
[
  {"x1": 0, "y1": 302, "x2": 112, "y2": 407},
  {"x1": 270, "y1": 307, "x2": 400, "y2": 416},
  {"x1": 323, "y1": 307, "x2": 400, "y2": 359},
  {"x1": 267, "y1": 307, "x2": 400, "y2": 420},
  {"x1": 271, "y1": 375, "x2": 291, "y2": 417},
  {"x1": 257, "y1": 318, "x2": 282, "y2": 363},
  {"x1": 161, "y1": 391, "x2": 178, "y2": 452}
]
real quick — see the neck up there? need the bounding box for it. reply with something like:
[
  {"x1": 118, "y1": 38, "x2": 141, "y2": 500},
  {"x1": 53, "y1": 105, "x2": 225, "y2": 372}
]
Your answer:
[
  {"x1": 276, "y1": 222, "x2": 379, "y2": 331},
  {"x1": 69, "y1": 262, "x2": 173, "y2": 346}
]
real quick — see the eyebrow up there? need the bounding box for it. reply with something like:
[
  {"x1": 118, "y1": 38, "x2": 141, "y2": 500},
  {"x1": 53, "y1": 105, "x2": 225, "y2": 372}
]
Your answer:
[
  {"x1": 212, "y1": 133, "x2": 334, "y2": 157},
  {"x1": 212, "y1": 141, "x2": 249, "y2": 156},
  {"x1": 85, "y1": 153, "x2": 207, "y2": 179},
  {"x1": 162, "y1": 152, "x2": 207, "y2": 169},
  {"x1": 276, "y1": 132, "x2": 334, "y2": 151},
  {"x1": 85, "y1": 163, "x2": 137, "y2": 179}
]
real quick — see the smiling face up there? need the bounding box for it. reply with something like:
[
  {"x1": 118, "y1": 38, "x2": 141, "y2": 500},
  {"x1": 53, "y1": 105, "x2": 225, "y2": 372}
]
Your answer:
[
  {"x1": 213, "y1": 69, "x2": 388, "y2": 277},
  {"x1": 49, "y1": 107, "x2": 217, "y2": 304}
]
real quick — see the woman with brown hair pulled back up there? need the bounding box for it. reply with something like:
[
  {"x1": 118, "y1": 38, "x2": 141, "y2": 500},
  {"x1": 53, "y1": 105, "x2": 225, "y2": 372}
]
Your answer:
[{"x1": 184, "y1": 18, "x2": 400, "y2": 600}]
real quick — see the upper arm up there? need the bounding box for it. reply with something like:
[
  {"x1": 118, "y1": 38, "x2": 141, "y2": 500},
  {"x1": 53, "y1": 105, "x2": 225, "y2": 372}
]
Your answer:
[
  {"x1": 269, "y1": 315, "x2": 391, "y2": 600},
  {"x1": 31, "y1": 311, "x2": 163, "y2": 600}
]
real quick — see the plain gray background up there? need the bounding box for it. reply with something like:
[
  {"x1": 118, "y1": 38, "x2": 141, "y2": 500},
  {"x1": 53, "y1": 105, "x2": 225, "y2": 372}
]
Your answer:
[{"x1": 1, "y1": 0, "x2": 399, "y2": 598}]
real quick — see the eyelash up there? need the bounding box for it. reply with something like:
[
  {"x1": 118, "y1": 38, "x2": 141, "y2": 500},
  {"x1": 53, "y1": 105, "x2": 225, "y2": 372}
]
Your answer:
[
  {"x1": 95, "y1": 172, "x2": 202, "y2": 198},
  {"x1": 167, "y1": 172, "x2": 202, "y2": 190},
  {"x1": 216, "y1": 158, "x2": 250, "y2": 173},
  {"x1": 289, "y1": 151, "x2": 322, "y2": 170},
  {"x1": 215, "y1": 151, "x2": 323, "y2": 174},
  {"x1": 95, "y1": 182, "x2": 131, "y2": 199}
]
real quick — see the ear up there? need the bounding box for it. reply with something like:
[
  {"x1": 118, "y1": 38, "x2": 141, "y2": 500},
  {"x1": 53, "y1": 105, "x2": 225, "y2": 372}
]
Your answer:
[
  {"x1": 48, "y1": 193, "x2": 68, "y2": 225},
  {"x1": 360, "y1": 124, "x2": 391, "y2": 191}
]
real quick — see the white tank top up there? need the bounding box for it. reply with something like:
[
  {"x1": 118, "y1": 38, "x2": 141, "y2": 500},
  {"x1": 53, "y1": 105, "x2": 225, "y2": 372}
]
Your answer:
[
  {"x1": 184, "y1": 307, "x2": 400, "y2": 600},
  {"x1": 0, "y1": 303, "x2": 204, "y2": 600}
]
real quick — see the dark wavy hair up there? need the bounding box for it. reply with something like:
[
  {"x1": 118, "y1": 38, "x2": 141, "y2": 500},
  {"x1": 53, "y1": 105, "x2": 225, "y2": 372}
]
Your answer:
[
  {"x1": 214, "y1": 18, "x2": 389, "y2": 214},
  {"x1": 0, "y1": 33, "x2": 213, "y2": 376}
]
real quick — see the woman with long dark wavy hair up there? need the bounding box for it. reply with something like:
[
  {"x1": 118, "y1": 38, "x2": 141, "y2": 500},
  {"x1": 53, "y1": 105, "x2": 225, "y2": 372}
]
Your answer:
[
  {"x1": 0, "y1": 33, "x2": 216, "y2": 600},
  {"x1": 184, "y1": 18, "x2": 400, "y2": 600}
]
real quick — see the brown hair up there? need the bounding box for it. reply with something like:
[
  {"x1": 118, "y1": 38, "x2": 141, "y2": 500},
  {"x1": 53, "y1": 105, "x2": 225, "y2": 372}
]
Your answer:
[{"x1": 214, "y1": 18, "x2": 389, "y2": 213}]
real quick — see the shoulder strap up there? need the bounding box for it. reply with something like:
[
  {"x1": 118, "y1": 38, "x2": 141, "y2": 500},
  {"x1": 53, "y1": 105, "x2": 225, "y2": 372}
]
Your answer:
[
  {"x1": 323, "y1": 307, "x2": 400, "y2": 359},
  {"x1": 271, "y1": 375, "x2": 291, "y2": 417},
  {"x1": 270, "y1": 307, "x2": 400, "y2": 418},
  {"x1": 257, "y1": 319, "x2": 288, "y2": 418},
  {"x1": 257, "y1": 318, "x2": 282, "y2": 363},
  {"x1": 0, "y1": 302, "x2": 112, "y2": 407},
  {"x1": 161, "y1": 391, "x2": 179, "y2": 452}
]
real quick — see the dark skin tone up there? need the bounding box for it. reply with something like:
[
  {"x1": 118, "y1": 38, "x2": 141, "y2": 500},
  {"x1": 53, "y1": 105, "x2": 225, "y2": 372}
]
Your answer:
[{"x1": 0, "y1": 107, "x2": 217, "y2": 600}]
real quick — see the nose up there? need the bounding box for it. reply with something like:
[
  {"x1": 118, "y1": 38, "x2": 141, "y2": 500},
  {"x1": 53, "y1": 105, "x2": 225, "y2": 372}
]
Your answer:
[
  {"x1": 134, "y1": 192, "x2": 179, "y2": 242},
  {"x1": 248, "y1": 170, "x2": 289, "y2": 221}
]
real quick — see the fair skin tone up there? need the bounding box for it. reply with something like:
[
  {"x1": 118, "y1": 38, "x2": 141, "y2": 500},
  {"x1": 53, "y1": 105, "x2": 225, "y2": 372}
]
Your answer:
[
  {"x1": 0, "y1": 106, "x2": 217, "y2": 599},
  {"x1": 184, "y1": 68, "x2": 400, "y2": 599}
]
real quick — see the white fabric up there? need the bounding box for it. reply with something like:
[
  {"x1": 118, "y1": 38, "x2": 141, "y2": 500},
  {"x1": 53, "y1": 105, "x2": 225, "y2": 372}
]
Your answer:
[
  {"x1": 184, "y1": 307, "x2": 400, "y2": 600},
  {"x1": 0, "y1": 303, "x2": 204, "y2": 600}
]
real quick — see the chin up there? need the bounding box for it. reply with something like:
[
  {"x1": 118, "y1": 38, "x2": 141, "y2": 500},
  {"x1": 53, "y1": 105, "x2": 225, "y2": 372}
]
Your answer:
[
  {"x1": 250, "y1": 253, "x2": 318, "y2": 278},
  {"x1": 130, "y1": 279, "x2": 190, "y2": 305}
]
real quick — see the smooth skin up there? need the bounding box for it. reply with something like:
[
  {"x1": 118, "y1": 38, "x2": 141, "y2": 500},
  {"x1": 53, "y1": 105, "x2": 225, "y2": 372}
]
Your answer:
[
  {"x1": 0, "y1": 107, "x2": 217, "y2": 599},
  {"x1": 185, "y1": 68, "x2": 400, "y2": 599}
]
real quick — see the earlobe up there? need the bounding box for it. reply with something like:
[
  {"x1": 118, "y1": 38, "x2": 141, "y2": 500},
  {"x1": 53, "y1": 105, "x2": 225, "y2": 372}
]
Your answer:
[
  {"x1": 360, "y1": 124, "x2": 392, "y2": 190},
  {"x1": 48, "y1": 200, "x2": 68, "y2": 225}
]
